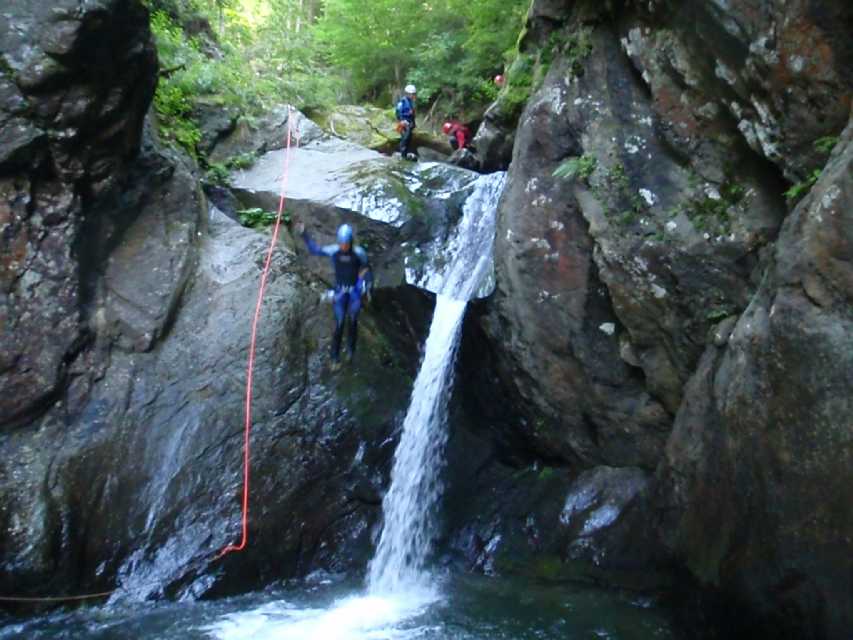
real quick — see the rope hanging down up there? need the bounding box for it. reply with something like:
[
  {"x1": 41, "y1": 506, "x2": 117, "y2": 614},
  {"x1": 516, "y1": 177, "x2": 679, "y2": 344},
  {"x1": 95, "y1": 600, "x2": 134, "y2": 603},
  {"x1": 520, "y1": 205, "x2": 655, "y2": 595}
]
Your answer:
[
  {"x1": 217, "y1": 109, "x2": 298, "y2": 559},
  {"x1": 0, "y1": 591, "x2": 115, "y2": 603}
]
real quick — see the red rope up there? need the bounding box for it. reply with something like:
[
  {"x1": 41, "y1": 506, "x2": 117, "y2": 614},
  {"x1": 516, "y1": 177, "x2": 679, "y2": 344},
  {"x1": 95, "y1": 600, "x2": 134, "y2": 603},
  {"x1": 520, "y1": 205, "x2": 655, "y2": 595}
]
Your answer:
[
  {"x1": 217, "y1": 109, "x2": 298, "y2": 559},
  {"x1": 0, "y1": 591, "x2": 115, "y2": 603}
]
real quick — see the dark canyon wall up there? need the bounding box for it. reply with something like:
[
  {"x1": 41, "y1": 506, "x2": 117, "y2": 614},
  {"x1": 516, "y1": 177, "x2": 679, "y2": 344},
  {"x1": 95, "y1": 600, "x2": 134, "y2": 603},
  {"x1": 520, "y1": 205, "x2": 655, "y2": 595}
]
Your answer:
[
  {"x1": 461, "y1": 0, "x2": 851, "y2": 637},
  {"x1": 1, "y1": 1, "x2": 851, "y2": 638},
  {"x1": 0, "y1": 0, "x2": 427, "y2": 602}
]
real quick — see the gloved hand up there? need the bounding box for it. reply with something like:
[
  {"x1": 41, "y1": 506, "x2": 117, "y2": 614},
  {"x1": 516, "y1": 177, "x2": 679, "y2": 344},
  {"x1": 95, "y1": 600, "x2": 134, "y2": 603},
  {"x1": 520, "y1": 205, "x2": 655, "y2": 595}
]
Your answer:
[{"x1": 294, "y1": 221, "x2": 305, "y2": 235}]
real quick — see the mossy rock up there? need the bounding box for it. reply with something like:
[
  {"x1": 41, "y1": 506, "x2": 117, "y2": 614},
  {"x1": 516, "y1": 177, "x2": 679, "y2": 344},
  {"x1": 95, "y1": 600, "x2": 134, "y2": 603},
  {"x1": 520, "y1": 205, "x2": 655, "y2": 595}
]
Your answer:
[{"x1": 312, "y1": 105, "x2": 399, "y2": 150}]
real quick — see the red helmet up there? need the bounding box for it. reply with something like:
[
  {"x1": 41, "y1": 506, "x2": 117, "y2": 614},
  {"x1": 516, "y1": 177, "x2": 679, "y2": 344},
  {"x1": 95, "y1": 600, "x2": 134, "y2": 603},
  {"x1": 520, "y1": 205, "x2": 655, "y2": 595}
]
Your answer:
[
  {"x1": 494, "y1": 74, "x2": 505, "y2": 86},
  {"x1": 442, "y1": 122, "x2": 453, "y2": 134}
]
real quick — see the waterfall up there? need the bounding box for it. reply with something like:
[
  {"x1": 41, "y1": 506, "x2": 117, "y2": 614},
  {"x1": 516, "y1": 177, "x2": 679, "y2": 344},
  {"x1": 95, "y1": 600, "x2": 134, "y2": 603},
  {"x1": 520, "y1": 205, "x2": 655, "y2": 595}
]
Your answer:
[{"x1": 367, "y1": 172, "x2": 506, "y2": 593}]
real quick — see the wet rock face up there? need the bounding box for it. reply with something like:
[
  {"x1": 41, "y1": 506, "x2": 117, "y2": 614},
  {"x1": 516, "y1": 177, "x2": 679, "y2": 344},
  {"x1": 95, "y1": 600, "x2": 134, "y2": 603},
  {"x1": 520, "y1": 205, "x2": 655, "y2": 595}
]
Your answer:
[
  {"x1": 475, "y1": 0, "x2": 849, "y2": 471},
  {"x1": 468, "y1": 102, "x2": 517, "y2": 173},
  {"x1": 633, "y1": 0, "x2": 852, "y2": 182},
  {"x1": 0, "y1": 206, "x2": 425, "y2": 600},
  {"x1": 229, "y1": 138, "x2": 484, "y2": 290},
  {"x1": 0, "y1": 0, "x2": 157, "y2": 429},
  {"x1": 658, "y1": 113, "x2": 853, "y2": 640},
  {"x1": 441, "y1": 410, "x2": 667, "y2": 588},
  {"x1": 0, "y1": 2, "x2": 428, "y2": 604},
  {"x1": 469, "y1": 0, "x2": 852, "y2": 634},
  {"x1": 476, "y1": 39, "x2": 674, "y2": 470},
  {"x1": 206, "y1": 106, "x2": 326, "y2": 164},
  {"x1": 0, "y1": 0, "x2": 157, "y2": 188}
]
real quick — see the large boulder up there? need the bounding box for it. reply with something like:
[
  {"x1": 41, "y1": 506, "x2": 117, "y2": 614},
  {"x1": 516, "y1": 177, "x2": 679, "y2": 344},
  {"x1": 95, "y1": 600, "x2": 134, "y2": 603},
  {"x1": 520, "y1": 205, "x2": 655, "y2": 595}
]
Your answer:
[
  {"x1": 311, "y1": 104, "x2": 449, "y2": 157},
  {"x1": 207, "y1": 106, "x2": 326, "y2": 164},
  {"x1": 0, "y1": 1, "x2": 432, "y2": 603},
  {"x1": 468, "y1": 101, "x2": 517, "y2": 173},
  {"x1": 229, "y1": 138, "x2": 484, "y2": 288},
  {"x1": 0, "y1": 201, "x2": 427, "y2": 600},
  {"x1": 465, "y1": 0, "x2": 852, "y2": 634},
  {"x1": 627, "y1": 0, "x2": 852, "y2": 183},
  {"x1": 443, "y1": 429, "x2": 668, "y2": 590},
  {"x1": 474, "y1": 31, "x2": 677, "y2": 470},
  {"x1": 311, "y1": 105, "x2": 399, "y2": 151},
  {"x1": 657, "y1": 111, "x2": 853, "y2": 640},
  {"x1": 0, "y1": 0, "x2": 157, "y2": 430}
]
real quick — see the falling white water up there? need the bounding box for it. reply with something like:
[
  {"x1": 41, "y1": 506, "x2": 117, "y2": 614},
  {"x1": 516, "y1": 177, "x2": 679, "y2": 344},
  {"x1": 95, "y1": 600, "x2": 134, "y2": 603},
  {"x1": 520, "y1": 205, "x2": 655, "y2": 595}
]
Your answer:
[
  {"x1": 367, "y1": 295, "x2": 466, "y2": 593},
  {"x1": 206, "y1": 590, "x2": 436, "y2": 640},
  {"x1": 368, "y1": 172, "x2": 506, "y2": 594},
  {"x1": 202, "y1": 171, "x2": 506, "y2": 640},
  {"x1": 407, "y1": 171, "x2": 508, "y2": 300}
]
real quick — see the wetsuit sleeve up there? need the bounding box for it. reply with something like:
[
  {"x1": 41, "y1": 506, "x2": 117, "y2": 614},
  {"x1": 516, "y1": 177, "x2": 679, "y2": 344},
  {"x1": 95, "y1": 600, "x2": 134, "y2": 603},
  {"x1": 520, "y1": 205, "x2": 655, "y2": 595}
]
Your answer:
[{"x1": 302, "y1": 231, "x2": 337, "y2": 257}]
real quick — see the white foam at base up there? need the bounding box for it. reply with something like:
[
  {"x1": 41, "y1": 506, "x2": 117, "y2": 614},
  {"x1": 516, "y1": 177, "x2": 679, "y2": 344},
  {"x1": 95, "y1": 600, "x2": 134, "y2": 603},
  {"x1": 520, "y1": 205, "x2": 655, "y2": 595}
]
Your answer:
[{"x1": 204, "y1": 588, "x2": 438, "y2": 640}]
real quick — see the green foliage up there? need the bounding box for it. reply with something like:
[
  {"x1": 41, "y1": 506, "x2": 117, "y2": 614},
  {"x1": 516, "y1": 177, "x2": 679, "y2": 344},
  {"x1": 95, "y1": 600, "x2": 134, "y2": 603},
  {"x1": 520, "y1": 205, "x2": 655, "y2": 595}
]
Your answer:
[
  {"x1": 784, "y1": 169, "x2": 822, "y2": 203},
  {"x1": 589, "y1": 161, "x2": 647, "y2": 226},
  {"x1": 0, "y1": 54, "x2": 14, "y2": 78},
  {"x1": 677, "y1": 179, "x2": 745, "y2": 234},
  {"x1": 814, "y1": 135, "x2": 839, "y2": 155},
  {"x1": 538, "y1": 466, "x2": 555, "y2": 481},
  {"x1": 204, "y1": 152, "x2": 257, "y2": 185},
  {"x1": 541, "y1": 25, "x2": 593, "y2": 76},
  {"x1": 706, "y1": 306, "x2": 731, "y2": 323},
  {"x1": 494, "y1": 53, "x2": 535, "y2": 122},
  {"x1": 553, "y1": 154, "x2": 597, "y2": 181},
  {"x1": 238, "y1": 207, "x2": 288, "y2": 228},
  {"x1": 493, "y1": 25, "x2": 593, "y2": 125},
  {"x1": 780, "y1": 136, "x2": 838, "y2": 203},
  {"x1": 317, "y1": 0, "x2": 529, "y2": 109},
  {"x1": 153, "y1": 79, "x2": 203, "y2": 156},
  {"x1": 205, "y1": 162, "x2": 231, "y2": 185},
  {"x1": 149, "y1": 3, "x2": 341, "y2": 157},
  {"x1": 563, "y1": 27, "x2": 594, "y2": 77},
  {"x1": 227, "y1": 152, "x2": 257, "y2": 170},
  {"x1": 316, "y1": 0, "x2": 429, "y2": 99},
  {"x1": 148, "y1": 0, "x2": 533, "y2": 148}
]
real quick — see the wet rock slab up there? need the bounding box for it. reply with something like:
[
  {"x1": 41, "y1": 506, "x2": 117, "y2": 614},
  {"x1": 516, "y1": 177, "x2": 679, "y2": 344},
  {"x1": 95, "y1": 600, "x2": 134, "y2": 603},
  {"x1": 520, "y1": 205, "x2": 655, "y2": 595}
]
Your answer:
[{"x1": 229, "y1": 137, "x2": 483, "y2": 288}]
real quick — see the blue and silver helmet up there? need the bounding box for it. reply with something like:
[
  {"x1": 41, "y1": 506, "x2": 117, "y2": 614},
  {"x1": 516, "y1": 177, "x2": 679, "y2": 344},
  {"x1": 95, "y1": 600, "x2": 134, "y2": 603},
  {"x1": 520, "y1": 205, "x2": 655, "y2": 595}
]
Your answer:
[{"x1": 336, "y1": 224, "x2": 354, "y2": 244}]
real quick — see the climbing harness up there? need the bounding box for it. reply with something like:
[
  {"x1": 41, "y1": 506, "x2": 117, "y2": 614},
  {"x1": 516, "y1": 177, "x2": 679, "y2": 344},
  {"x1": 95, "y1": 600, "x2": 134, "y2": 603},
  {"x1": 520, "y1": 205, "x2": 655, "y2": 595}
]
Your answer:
[{"x1": 216, "y1": 108, "x2": 298, "y2": 559}]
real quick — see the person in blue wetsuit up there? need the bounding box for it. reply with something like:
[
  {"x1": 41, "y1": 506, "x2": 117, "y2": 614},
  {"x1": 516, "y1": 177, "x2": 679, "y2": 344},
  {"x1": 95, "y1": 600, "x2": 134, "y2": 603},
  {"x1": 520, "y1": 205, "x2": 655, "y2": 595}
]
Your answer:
[
  {"x1": 395, "y1": 84, "x2": 417, "y2": 160},
  {"x1": 295, "y1": 221, "x2": 373, "y2": 369}
]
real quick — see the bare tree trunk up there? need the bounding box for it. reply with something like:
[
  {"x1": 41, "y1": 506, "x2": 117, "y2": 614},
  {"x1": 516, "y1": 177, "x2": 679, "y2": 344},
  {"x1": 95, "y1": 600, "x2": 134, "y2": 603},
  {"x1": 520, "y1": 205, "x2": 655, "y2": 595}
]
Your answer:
[
  {"x1": 424, "y1": 96, "x2": 441, "y2": 127},
  {"x1": 307, "y1": 0, "x2": 320, "y2": 22}
]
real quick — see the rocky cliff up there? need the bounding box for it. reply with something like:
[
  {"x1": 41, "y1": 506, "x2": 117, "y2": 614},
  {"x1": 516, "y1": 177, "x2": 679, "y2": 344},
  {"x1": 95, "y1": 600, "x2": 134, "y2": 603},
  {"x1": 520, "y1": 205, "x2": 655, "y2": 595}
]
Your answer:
[
  {"x1": 461, "y1": 0, "x2": 851, "y2": 637},
  {"x1": 2, "y1": 0, "x2": 852, "y2": 637},
  {"x1": 0, "y1": 0, "x2": 445, "y2": 603}
]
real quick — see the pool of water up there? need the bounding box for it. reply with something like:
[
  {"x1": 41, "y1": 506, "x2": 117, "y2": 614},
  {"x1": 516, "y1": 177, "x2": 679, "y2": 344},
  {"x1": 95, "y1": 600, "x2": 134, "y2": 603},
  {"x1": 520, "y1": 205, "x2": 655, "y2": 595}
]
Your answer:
[{"x1": 1, "y1": 573, "x2": 680, "y2": 640}]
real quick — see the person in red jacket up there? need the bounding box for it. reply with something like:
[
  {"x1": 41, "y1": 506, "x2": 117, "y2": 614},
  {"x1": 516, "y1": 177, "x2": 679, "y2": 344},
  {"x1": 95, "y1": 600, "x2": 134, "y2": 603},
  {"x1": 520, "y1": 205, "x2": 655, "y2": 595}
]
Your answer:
[{"x1": 442, "y1": 120, "x2": 471, "y2": 151}]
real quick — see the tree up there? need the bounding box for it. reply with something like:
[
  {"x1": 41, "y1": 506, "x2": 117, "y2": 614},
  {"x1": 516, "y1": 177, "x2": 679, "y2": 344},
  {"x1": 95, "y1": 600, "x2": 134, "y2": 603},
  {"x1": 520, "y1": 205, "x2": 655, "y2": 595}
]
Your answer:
[{"x1": 314, "y1": 0, "x2": 528, "y2": 106}]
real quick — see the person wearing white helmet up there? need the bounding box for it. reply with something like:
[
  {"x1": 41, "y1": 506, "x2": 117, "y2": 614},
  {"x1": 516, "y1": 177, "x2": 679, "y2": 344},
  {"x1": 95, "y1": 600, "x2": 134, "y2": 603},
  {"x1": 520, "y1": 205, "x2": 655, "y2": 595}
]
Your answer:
[{"x1": 395, "y1": 84, "x2": 417, "y2": 160}]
